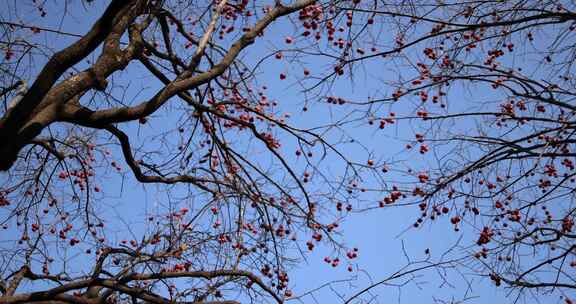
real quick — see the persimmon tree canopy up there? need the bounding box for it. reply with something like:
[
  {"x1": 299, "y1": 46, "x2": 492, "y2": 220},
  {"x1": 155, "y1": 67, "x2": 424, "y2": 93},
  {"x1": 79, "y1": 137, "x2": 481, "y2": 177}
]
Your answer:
[{"x1": 1, "y1": 0, "x2": 576, "y2": 303}]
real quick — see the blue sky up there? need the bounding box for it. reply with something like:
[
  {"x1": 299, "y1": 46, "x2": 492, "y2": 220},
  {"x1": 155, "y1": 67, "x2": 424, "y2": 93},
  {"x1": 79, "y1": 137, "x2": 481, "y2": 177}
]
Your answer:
[{"x1": 1, "y1": 1, "x2": 572, "y2": 303}]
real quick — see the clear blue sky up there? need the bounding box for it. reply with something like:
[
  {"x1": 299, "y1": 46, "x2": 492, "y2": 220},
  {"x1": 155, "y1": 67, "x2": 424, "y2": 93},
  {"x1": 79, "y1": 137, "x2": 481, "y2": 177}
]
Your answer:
[{"x1": 0, "y1": 1, "x2": 569, "y2": 303}]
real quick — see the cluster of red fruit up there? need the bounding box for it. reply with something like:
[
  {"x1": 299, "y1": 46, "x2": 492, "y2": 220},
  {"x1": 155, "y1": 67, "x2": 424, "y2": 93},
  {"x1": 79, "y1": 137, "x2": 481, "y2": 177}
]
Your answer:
[
  {"x1": 423, "y1": 48, "x2": 437, "y2": 60},
  {"x1": 260, "y1": 132, "x2": 281, "y2": 149},
  {"x1": 335, "y1": 201, "x2": 353, "y2": 212},
  {"x1": 489, "y1": 272, "x2": 502, "y2": 286},
  {"x1": 562, "y1": 217, "x2": 574, "y2": 233},
  {"x1": 4, "y1": 49, "x2": 14, "y2": 60},
  {"x1": 374, "y1": 113, "x2": 395, "y2": 129},
  {"x1": 326, "y1": 96, "x2": 347, "y2": 105},
  {"x1": 474, "y1": 247, "x2": 489, "y2": 259},
  {"x1": 217, "y1": 233, "x2": 232, "y2": 244},
  {"x1": 476, "y1": 227, "x2": 493, "y2": 246},
  {"x1": 58, "y1": 169, "x2": 96, "y2": 192},
  {"x1": 417, "y1": 172, "x2": 429, "y2": 183},
  {"x1": 378, "y1": 188, "x2": 403, "y2": 207},
  {"x1": 0, "y1": 191, "x2": 10, "y2": 206},
  {"x1": 170, "y1": 262, "x2": 191, "y2": 272}
]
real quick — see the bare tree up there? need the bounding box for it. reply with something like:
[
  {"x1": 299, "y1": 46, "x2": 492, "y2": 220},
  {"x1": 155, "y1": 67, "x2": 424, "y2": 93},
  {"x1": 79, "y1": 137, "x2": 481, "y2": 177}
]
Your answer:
[{"x1": 1, "y1": 0, "x2": 576, "y2": 303}]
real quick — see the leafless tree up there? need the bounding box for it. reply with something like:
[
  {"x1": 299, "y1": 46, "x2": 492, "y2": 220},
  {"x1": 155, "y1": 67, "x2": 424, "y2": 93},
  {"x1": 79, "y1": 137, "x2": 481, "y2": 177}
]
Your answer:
[{"x1": 2, "y1": 0, "x2": 576, "y2": 303}]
